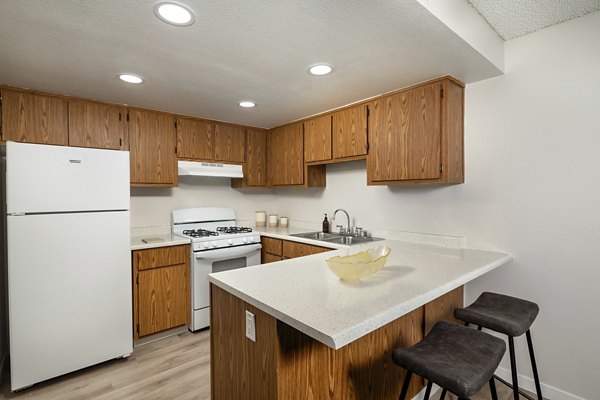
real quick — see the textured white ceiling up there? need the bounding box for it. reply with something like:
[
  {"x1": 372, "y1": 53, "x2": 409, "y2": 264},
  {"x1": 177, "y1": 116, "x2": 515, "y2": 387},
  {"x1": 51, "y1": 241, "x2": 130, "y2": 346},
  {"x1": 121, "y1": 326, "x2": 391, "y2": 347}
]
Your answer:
[
  {"x1": 469, "y1": 0, "x2": 600, "y2": 40},
  {"x1": 0, "y1": 0, "x2": 502, "y2": 128}
]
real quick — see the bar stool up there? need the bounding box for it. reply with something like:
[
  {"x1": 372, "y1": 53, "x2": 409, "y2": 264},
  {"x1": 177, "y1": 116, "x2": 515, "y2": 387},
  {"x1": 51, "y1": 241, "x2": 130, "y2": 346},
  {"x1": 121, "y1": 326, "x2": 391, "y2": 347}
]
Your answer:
[
  {"x1": 454, "y1": 292, "x2": 543, "y2": 400},
  {"x1": 392, "y1": 320, "x2": 506, "y2": 400}
]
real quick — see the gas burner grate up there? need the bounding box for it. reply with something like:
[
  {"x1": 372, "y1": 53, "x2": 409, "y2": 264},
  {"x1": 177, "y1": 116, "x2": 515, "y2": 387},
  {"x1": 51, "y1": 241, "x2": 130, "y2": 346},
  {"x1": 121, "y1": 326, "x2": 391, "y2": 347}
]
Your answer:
[
  {"x1": 182, "y1": 229, "x2": 219, "y2": 238},
  {"x1": 216, "y1": 226, "x2": 253, "y2": 234}
]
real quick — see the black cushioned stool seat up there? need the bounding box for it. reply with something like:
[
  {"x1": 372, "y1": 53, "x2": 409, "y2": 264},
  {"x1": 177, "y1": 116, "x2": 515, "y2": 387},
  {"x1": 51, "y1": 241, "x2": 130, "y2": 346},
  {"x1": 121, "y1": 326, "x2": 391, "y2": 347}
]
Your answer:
[
  {"x1": 454, "y1": 292, "x2": 543, "y2": 400},
  {"x1": 454, "y1": 292, "x2": 539, "y2": 337},
  {"x1": 392, "y1": 320, "x2": 506, "y2": 400}
]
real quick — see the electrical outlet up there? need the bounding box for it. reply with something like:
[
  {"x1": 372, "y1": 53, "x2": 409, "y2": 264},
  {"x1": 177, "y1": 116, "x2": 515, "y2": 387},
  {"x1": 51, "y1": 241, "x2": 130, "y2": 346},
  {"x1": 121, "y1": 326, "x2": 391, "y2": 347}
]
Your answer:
[{"x1": 245, "y1": 310, "x2": 256, "y2": 342}]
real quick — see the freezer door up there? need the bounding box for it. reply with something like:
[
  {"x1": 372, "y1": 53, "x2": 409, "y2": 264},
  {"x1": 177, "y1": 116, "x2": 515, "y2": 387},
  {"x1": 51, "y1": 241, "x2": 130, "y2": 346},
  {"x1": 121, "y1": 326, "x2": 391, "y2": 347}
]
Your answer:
[
  {"x1": 7, "y1": 211, "x2": 132, "y2": 391},
  {"x1": 6, "y1": 141, "x2": 129, "y2": 214}
]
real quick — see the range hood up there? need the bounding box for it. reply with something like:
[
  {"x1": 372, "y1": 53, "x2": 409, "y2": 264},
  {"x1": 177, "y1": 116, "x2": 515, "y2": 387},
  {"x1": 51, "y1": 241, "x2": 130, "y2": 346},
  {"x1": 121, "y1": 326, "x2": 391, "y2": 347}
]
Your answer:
[{"x1": 178, "y1": 160, "x2": 243, "y2": 178}]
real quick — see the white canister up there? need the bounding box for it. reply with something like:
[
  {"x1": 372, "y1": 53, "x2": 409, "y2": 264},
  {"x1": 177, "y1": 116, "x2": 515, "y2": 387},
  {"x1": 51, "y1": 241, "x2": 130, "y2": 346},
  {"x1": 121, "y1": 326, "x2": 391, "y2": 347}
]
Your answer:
[
  {"x1": 280, "y1": 216, "x2": 289, "y2": 228},
  {"x1": 255, "y1": 211, "x2": 267, "y2": 227},
  {"x1": 268, "y1": 214, "x2": 278, "y2": 227}
]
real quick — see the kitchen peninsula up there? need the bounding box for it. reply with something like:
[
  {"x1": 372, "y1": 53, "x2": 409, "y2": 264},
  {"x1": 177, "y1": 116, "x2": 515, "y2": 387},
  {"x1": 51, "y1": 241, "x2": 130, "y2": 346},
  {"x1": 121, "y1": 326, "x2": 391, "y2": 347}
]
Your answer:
[{"x1": 208, "y1": 240, "x2": 512, "y2": 400}]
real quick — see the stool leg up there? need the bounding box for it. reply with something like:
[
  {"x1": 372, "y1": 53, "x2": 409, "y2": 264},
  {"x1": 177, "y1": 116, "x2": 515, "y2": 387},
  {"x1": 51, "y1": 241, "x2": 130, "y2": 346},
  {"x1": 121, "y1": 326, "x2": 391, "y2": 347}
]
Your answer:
[
  {"x1": 423, "y1": 380, "x2": 433, "y2": 400},
  {"x1": 526, "y1": 330, "x2": 544, "y2": 400},
  {"x1": 398, "y1": 371, "x2": 413, "y2": 400},
  {"x1": 489, "y1": 377, "x2": 498, "y2": 400},
  {"x1": 508, "y1": 336, "x2": 520, "y2": 400},
  {"x1": 439, "y1": 388, "x2": 447, "y2": 400},
  {"x1": 477, "y1": 325, "x2": 482, "y2": 331}
]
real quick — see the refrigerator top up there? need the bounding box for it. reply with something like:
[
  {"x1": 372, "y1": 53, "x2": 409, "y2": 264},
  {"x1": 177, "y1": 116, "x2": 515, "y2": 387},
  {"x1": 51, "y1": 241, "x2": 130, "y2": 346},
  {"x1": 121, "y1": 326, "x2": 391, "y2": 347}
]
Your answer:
[{"x1": 5, "y1": 141, "x2": 130, "y2": 214}]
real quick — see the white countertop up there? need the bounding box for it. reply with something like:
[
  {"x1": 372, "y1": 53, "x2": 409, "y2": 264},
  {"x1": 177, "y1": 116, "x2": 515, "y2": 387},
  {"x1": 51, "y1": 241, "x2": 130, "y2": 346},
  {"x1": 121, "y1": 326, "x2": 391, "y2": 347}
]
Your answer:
[
  {"x1": 254, "y1": 226, "x2": 348, "y2": 249},
  {"x1": 208, "y1": 240, "x2": 512, "y2": 349},
  {"x1": 130, "y1": 233, "x2": 190, "y2": 250}
]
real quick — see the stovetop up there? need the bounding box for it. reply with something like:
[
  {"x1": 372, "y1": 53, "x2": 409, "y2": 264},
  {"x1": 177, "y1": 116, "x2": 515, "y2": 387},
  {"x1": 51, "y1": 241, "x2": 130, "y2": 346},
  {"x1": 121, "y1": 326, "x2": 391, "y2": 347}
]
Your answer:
[{"x1": 181, "y1": 226, "x2": 253, "y2": 239}]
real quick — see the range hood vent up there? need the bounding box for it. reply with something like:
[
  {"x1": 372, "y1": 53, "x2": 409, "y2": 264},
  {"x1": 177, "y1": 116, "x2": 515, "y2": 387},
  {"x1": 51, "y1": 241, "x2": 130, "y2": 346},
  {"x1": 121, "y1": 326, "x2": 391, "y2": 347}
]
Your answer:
[{"x1": 178, "y1": 160, "x2": 243, "y2": 178}]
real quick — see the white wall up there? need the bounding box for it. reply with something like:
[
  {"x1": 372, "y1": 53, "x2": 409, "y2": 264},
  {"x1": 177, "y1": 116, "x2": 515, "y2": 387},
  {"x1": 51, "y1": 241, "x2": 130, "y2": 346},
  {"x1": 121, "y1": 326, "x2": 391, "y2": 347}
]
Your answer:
[
  {"x1": 130, "y1": 11, "x2": 600, "y2": 399},
  {"x1": 130, "y1": 176, "x2": 278, "y2": 231}
]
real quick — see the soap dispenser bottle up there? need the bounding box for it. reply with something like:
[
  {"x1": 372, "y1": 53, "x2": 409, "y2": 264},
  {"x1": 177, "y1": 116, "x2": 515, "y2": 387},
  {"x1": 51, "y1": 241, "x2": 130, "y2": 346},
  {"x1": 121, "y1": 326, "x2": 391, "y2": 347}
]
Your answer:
[{"x1": 322, "y1": 214, "x2": 329, "y2": 233}]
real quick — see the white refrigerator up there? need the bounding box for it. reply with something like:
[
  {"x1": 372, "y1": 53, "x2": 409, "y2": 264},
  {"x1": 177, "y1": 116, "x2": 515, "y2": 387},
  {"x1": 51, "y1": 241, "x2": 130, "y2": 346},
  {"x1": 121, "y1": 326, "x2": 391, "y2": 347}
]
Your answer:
[{"x1": 3, "y1": 141, "x2": 133, "y2": 391}]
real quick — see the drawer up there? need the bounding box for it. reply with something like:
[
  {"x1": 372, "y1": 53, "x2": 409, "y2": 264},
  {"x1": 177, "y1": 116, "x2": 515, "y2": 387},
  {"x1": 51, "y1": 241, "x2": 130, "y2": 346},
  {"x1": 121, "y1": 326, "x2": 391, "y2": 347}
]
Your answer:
[
  {"x1": 134, "y1": 245, "x2": 189, "y2": 271},
  {"x1": 282, "y1": 240, "x2": 332, "y2": 259},
  {"x1": 262, "y1": 237, "x2": 283, "y2": 256}
]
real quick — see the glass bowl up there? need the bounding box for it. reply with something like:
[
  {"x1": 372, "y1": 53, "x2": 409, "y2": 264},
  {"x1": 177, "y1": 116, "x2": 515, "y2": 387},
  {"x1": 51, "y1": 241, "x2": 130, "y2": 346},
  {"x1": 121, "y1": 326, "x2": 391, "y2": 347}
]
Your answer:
[{"x1": 326, "y1": 246, "x2": 391, "y2": 280}]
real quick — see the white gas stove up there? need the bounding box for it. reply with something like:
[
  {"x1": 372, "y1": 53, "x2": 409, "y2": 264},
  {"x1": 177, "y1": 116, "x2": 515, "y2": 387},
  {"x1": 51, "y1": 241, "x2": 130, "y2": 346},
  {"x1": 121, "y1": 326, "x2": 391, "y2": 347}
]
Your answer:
[{"x1": 172, "y1": 207, "x2": 262, "y2": 331}]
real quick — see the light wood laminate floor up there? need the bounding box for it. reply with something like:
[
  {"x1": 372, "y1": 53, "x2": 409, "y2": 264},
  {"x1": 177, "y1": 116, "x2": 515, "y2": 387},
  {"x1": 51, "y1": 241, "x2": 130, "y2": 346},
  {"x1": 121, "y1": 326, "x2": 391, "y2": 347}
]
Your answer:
[{"x1": 1, "y1": 329, "x2": 532, "y2": 400}]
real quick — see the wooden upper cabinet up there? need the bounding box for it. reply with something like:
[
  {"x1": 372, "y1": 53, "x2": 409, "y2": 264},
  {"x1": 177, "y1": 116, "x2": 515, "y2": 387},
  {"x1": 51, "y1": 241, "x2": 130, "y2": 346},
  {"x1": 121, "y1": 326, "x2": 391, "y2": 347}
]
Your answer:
[
  {"x1": 1, "y1": 89, "x2": 68, "y2": 145},
  {"x1": 129, "y1": 109, "x2": 178, "y2": 186},
  {"x1": 304, "y1": 115, "x2": 332, "y2": 163},
  {"x1": 368, "y1": 82, "x2": 441, "y2": 182},
  {"x1": 332, "y1": 105, "x2": 367, "y2": 159},
  {"x1": 244, "y1": 128, "x2": 267, "y2": 186},
  {"x1": 268, "y1": 123, "x2": 304, "y2": 186},
  {"x1": 214, "y1": 123, "x2": 245, "y2": 163},
  {"x1": 68, "y1": 100, "x2": 126, "y2": 150},
  {"x1": 176, "y1": 117, "x2": 213, "y2": 160}
]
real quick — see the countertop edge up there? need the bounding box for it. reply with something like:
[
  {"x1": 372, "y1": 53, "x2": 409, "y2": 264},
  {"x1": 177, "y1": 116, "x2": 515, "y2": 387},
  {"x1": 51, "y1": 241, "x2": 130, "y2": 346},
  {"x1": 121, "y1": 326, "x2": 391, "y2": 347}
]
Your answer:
[{"x1": 131, "y1": 235, "x2": 190, "y2": 250}]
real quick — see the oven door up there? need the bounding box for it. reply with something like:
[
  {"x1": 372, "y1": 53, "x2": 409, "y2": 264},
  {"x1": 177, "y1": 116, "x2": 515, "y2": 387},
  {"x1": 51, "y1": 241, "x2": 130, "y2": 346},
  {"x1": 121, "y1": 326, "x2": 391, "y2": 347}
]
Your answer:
[{"x1": 192, "y1": 244, "x2": 262, "y2": 312}]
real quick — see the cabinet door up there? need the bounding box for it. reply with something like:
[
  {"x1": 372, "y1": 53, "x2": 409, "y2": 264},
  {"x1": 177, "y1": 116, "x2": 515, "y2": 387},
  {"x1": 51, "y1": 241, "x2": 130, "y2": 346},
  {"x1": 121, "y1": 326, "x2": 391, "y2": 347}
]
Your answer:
[
  {"x1": 268, "y1": 123, "x2": 304, "y2": 186},
  {"x1": 68, "y1": 100, "x2": 126, "y2": 150},
  {"x1": 129, "y1": 110, "x2": 177, "y2": 186},
  {"x1": 262, "y1": 253, "x2": 283, "y2": 264},
  {"x1": 214, "y1": 123, "x2": 245, "y2": 163},
  {"x1": 176, "y1": 117, "x2": 213, "y2": 160},
  {"x1": 367, "y1": 82, "x2": 441, "y2": 182},
  {"x1": 1, "y1": 89, "x2": 68, "y2": 145},
  {"x1": 332, "y1": 105, "x2": 367, "y2": 159},
  {"x1": 282, "y1": 241, "x2": 331, "y2": 259},
  {"x1": 245, "y1": 128, "x2": 267, "y2": 186},
  {"x1": 304, "y1": 115, "x2": 332, "y2": 163},
  {"x1": 137, "y1": 264, "x2": 190, "y2": 337}
]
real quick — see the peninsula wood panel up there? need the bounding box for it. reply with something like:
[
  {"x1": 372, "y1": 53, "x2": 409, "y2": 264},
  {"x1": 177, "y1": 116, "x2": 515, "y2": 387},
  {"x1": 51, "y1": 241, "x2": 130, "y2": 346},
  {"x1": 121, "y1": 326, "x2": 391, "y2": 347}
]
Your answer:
[
  {"x1": 210, "y1": 285, "x2": 426, "y2": 400},
  {"x1": 129, "y1": 109, "x2": 177, "y2": 186},
  {"x1": 268, "y1": 123, "x2": 304, "y2": 186},
  {"x1": 176, "y1": 117, "x2": 213, "y2": 160},
  {"x1": 424, "y1": 285, "x2": 464, "y2": 334},
  {"x1": 214, "y1": 123, "x2": 245, "y2": 163},
  {"x1": 68, "y1": 100, "x2": 126, "y2": 150},
  {"x1": 1, "y1": 89, "x2": 68, "y2": 145},
  {"x1": 135, "y1": 245, "x2": 188, "y2": 271},
  {"x1": 245, "y1": 128, "x2": 267, "y2": 186},
  {"x1": 304, "y1": 115, "x2": 332, "y2": 162},
  {"x1": 137, "y1": 264, "x2": 190, "y2": 337},
  {"x1": 332, "y1": 105, "x2": 367, "y2": 159},
  {"x1": 282, "y1": 240, "x2": 331, "y2": 259},
  {"x1": 211, "y1": 284, "x2": 278, "y2": 400},
  {"x1": 367, "y1": 82, "x2": 441, "y2": 182}
]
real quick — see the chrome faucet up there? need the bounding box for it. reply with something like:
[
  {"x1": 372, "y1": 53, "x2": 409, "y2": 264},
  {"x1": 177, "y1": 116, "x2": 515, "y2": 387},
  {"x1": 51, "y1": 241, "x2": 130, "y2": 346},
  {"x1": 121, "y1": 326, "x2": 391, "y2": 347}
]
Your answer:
[{"x1": 333, "y1": 209, "x2": 351, "y2": 235}]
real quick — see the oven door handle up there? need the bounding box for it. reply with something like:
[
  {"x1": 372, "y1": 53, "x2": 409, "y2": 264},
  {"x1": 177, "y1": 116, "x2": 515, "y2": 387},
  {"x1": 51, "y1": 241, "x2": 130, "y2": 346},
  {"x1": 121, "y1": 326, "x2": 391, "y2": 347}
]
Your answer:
[{"x1": 194, "y1": 243, "x2": 262, "y2": 260}]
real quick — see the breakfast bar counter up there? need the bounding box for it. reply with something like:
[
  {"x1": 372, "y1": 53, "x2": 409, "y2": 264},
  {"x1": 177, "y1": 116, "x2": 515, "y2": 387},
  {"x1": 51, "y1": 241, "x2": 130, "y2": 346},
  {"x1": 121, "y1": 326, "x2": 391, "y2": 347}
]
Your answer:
[{"x1": 208, "y1": 240, "x2": 512, "y2": 400}]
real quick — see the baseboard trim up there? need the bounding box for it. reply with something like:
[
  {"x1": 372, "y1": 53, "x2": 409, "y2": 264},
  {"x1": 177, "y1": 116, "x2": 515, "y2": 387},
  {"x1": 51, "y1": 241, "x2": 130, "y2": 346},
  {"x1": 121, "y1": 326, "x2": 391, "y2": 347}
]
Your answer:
[{"x1": 496, "y1": 366, "x2": 587, "y2": 400}]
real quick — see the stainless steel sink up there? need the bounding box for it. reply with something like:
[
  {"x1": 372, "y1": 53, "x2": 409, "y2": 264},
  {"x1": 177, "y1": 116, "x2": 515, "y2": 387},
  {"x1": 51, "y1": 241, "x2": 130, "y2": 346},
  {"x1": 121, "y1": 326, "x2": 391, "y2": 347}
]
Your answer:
[
  {"x1": 290, "y1": 231, "x2": 339, "y2": 240},
  {"x1": 322, "y1": 235, "x2": 379, "y2": 245},
  {"x1": 290, "y1": 231, "x2": 384, "y2": 246}
]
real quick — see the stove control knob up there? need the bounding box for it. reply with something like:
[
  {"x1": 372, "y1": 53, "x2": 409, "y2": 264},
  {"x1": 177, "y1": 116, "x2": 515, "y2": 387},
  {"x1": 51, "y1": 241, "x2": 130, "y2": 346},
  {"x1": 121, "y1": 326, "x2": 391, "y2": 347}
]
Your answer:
[
  {"x1": 227, "y1": 239, "x2": 233, "y2": 245},
  {"x1": 203, "y1": 242, "x2": 209, "y2": 249},
  {"x1": 210, "y1": 241, "x2": 217, "y2": 248},
  {"x1": 243, "y1": 237, "x2": 248, "y2": 243},
  {"x1": 253, "y1": 236, "x2": 259, "y2": 242}
]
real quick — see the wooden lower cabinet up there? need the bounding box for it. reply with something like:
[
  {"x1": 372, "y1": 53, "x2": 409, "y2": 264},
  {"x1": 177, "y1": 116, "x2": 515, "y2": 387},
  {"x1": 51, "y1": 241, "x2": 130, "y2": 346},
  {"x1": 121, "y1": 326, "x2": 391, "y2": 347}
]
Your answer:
[
  {"x1": 210, "y1": 285, "x2": 464, "y2": 400},
  {"x1": 133, "y1": 244, "x2": 190, "y2": 339},
  {"x1": 261, "y1": 237, "x2": 332, "y2": 264}
]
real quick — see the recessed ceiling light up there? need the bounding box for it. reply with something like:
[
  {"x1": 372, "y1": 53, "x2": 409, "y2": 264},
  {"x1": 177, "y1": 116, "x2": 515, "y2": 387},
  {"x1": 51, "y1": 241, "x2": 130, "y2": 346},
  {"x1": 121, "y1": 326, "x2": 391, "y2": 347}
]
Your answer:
[
  {"x1": 308, "y1": 64, "x2": 333, "y2": 76},
  {"x1": 154, "y1": 2, "x2": 195, "y2": 26},
  {"x1": 239, "y1": 101, "x2": 256, "y2": 108},
  {"x1": 119, "y1": 74, "x2": 144, "y2": 84}
]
